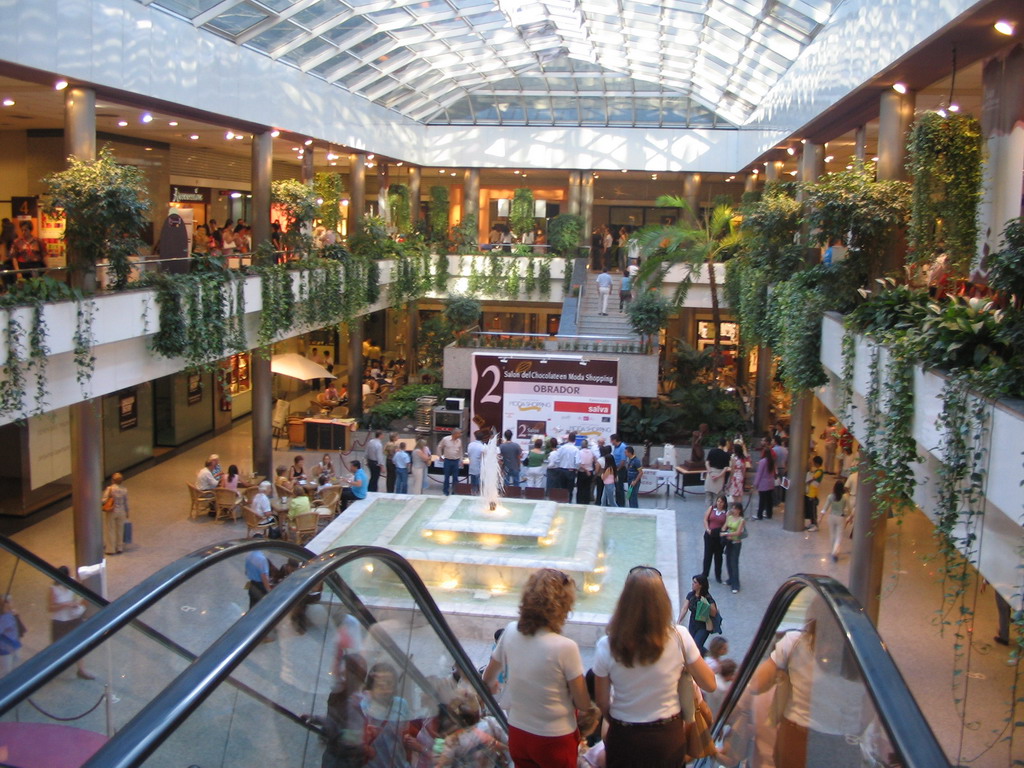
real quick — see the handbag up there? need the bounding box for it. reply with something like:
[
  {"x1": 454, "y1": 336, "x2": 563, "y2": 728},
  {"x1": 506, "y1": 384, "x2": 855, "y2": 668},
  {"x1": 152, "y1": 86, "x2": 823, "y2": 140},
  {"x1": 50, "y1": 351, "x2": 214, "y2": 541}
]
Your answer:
[
  {"x1": 123, "y1": 521, "x2": 133, "y2": 545},
  {"x1": 102, "y1": 492, "x2": 115, "y2": 512},
  {"x1": 673, "y1": 628, "x2": 717, "y2": 762}
]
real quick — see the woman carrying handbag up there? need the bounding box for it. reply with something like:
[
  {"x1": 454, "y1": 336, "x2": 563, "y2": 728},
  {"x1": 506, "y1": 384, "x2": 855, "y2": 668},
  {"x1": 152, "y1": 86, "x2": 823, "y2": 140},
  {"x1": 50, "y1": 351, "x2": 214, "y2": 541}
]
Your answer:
[{"x1": 594, "y1": 566, "x2": 716, "y2": 768}]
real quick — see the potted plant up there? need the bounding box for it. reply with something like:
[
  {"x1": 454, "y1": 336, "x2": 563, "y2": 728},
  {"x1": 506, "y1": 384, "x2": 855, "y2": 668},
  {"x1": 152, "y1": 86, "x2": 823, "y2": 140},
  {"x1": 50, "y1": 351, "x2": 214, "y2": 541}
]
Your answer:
[
  {"x1": 43, "y1": 145, "x2": 150, "y2": 290},
  {"x1": 626, "y1": 290, "x2": 672, "y2": 353}
]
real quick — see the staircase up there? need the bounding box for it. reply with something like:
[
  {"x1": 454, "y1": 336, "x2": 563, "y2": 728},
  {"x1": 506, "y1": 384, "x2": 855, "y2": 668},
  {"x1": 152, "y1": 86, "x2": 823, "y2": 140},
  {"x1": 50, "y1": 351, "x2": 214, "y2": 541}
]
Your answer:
[{"x1": 574, "y1": 271, "x2": 639, "y2": 340}]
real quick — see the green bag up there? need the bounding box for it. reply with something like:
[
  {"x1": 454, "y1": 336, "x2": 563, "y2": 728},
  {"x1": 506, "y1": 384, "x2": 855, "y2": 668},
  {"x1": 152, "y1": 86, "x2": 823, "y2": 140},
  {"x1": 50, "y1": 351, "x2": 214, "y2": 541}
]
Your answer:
[{"x1": 693, "y1": 596, "x2": 710, "y2": 622}]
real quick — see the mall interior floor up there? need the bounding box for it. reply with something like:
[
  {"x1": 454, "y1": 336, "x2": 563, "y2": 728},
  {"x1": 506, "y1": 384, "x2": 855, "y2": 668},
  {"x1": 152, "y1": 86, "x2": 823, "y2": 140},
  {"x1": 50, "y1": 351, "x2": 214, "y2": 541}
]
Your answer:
[{"x1": 5, "y1": 411, "x2": 1021, "y2": 765}]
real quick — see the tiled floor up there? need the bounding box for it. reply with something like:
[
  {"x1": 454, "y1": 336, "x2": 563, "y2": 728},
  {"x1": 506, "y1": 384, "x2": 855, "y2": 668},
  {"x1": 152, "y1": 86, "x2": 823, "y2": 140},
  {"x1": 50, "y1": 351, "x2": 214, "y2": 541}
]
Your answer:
[{"x1": 5, "y1": 412, "x2": 1021, "y2": 765}]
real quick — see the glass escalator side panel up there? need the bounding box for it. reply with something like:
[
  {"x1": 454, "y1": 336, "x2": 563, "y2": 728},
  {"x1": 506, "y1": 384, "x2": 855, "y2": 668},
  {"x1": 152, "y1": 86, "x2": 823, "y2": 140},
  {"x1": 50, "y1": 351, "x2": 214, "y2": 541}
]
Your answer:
[{"x1": 136, "y1": 554, "x2": 510, "y2": 768}]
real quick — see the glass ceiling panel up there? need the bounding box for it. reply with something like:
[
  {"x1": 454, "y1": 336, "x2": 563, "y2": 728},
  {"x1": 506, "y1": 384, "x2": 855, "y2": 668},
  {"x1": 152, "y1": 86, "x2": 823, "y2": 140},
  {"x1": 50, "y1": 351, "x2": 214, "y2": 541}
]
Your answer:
[{"x1": 143, "y1": 0, "x2": 840, "y2": 127}]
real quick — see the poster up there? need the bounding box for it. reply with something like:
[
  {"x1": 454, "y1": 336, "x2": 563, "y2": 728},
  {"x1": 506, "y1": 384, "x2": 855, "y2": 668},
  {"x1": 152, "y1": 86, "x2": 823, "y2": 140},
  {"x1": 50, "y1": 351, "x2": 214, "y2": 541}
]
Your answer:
[
  {"x1": 39, "y1": 209, "x2": 67, "y2": 268},
  {"x1": 470, "y1": 354, "x2": 618, "y2": 447},
  {"x1": 27, "y1": 407, "x2": 71, "y2": 490},
  {"x1": 119, "y1": 389, "x2": 138, "y2": 431},
  {"x1": 187, "y1": 374, "x2": 203, "y2": 405}
]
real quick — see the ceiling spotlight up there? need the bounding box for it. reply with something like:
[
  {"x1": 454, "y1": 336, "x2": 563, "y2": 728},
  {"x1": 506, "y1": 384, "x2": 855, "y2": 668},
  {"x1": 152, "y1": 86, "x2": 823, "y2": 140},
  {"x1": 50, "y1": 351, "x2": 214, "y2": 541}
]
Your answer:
[
  {"x1": 937, "y1": 108, "x2": 948, "y2": 117},
  {"x1": 439, "y1": 169, "x2": 446, "y2": 174},
  {"x1": 948, "y1": 103, "x2": 960, "y2": 112},
  {"x1": 230, "y1": 192, "x2": 242, "y2": 198},
  {"x1": 330, "y1": 162, "x2": 337, "y2": 166},
  {"x1": 789, "y1": 170, "x2": 799, "y2": 176},
  {"x1": 651, "y1": 173, "x2": 658, "y2": 180},
  {"x1": 189, "y1": 134, "x2": 199, "y2": 140},
  {"x1": 845, "y1": 165, "x2": 853, "y2": 170},
  {"x1": 786, "y1": 147, "x2": 795, "y2": 156},
  {"x1": 621, "y1": 169, "x2": 627, "y2": 173},
  {"x1": 270, "y1": 130, "x2": 280, "y2": 137},
  {"x1": 168, "y1": 121, "x2": 178, "y2": 126},
  {"x1": 291, "y1": 146, "x2": 300, "y2": 151},
  {"x1": 871, "y1": 156, "x2": 879, "y2": 162},
  {"x1": 522, "y1": 173, "x2": 527, "y2": 177},
  {"x1": 751, "y1": 169, "x2": 758, "y2": 175},
  {"x1": 366, "y1": 153, "x2": 375, "y2": 160},
  {"x1": 117, "y1": 120, "x2": 128, "y2": 127},
  {"x1": 304, "y1": 139, "x2": 312, "y2": 146},
  {"x1": 1, "y1": 99, "x2": 13, "y2": 107},
  {"x1": 144, "y1": 147, "x2": 153, "y2": 151},
  {"x1": 234, "y1": 134, "x2": 243, "y2": 140},
  {"x1": 141, "y1": 113, "x2": 153, "y2": 123},
  {"x1": 594, "y1": 174, "x2": 600, "y2": 179},
  {"x1": 396, "y1": 161, "x2": 403, "y2": 166},
  {"x1": 994, "y1": 20, "x2": 1015, "y2": 35},
  {"x1": 513, "y1": 169, "x2": 520, "y2": 174},
  {"x1": 225, "y1": 131, "x2": 235, "y2": 140},
  {"x1": 800, "y1": 139, "x2": 807, "y2": 144},
  {"x1": 823, "y1": 155, "x2": 834, "y2": 162},
  {"x1": 892, "y1": 82, "x2": 907, "y2": 94},
  {"x1": 54, "y1": 80, "x2": 68, "y2": 90},
  {"x1": 450, "y1": 171, "x2": 457, "y2": 176}
]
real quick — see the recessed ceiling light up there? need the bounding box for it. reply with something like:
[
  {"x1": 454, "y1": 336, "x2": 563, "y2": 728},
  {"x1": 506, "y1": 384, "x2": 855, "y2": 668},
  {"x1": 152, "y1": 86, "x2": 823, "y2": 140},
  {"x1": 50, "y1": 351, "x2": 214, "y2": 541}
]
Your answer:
[
  {"x1": 291, "y1": 146, "x2": 300, "y2": 151},
  {"x1": 948, "y1": 103, "x2": 960, "y2": 112},
  {"x1": 141, "y1": 113, "x2": 153, "y2": 123},
  {"x1": 786, "y1": 147, "x2": 795, "y2": 155},
  {"x1": 189, "y1": 134, "x2": 199, "y2": 140},
  {"x1": 450, "y1": 171, "x2": 456, "y2": 176},
  {"x1": 144, "y1": 147, "x2": 153, "y2": 151},
  {"x1": 234, "y1": 134, "x2": 243, "y2": 140},
  {"x1": 823, "y1": 155, "x2": 834, "y2": 162},
  {"x1": 439, "y1": 169, "x2": 445, "y2": 174},
  {"x1": 225, "y1": 131, "x2": 235, "y2": 140},
  {"x1": 270, "y1": 130, "x2": 280, "y2": 137},
  {"x1": 621, "y1": 169, "x2": 627, "y2": 173},
  {"x1": 937, "y1": 108, "x2": 948, "y2": 117},
  {"x1": 304, "y1": 139, "x2": 312, "y2": 146},
  {"x1": 845, "y1": 165, "x2": 853, "y2": 170},
  {"x1": 395, "y1": 161, "x2": 403, "y2": 166},
  {"x1": 751, "y1": 169, "x2": 758, "y2": 175},
  {"x1": 994, "y1": 20, "x2": 1015, "y2": 35},
  {"x1": 168, "y1": 121, "x2": 178, "y2": 126},
  {"x1": 54, "y1": 80, "x2": 68, "y2": 90},
  {"x1": 871, "y1": 156, "x2": 879, "y2": 162},
  {"x1": 892, "y1": 82, "x2": 907, "y2": 94},
  {"x1": 230, "y1": 192, "x2": 242, "y2": 199},
  {"x1": 117, "y1": 120, "x2": 128, "y2": 127},
  {"x1": 513, "y1": 169, "x2": 520, "y2": 174},
  {"x1": 330, "y1": 162, "x2": 337, "y2": 166},
  {"x1": 1, "y1": 99, "x2": 13, "y2": 107},
  {"x1": 366, "y1": 153, "x2": 375, "y2": 159},
  {"x1": 790, "y1": 170, "x2": 799, "y2": 176}
]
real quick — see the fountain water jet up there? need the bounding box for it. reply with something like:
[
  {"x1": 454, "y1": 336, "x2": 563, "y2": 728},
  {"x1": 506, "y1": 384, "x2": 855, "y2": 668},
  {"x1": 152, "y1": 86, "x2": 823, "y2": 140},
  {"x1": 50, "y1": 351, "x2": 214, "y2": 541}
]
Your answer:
[{"x1": 479, "y1": 433, "x2": 503, "y2": 511}]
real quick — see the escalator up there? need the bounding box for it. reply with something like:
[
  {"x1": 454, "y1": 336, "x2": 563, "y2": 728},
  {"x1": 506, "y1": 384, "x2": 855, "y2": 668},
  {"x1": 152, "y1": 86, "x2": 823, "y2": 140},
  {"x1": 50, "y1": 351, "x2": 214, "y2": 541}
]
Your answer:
[
  {"x1": 0, "y1": 535, "x2": 946, "y2": 768},
  {"x1": 0, "y1": 537, "x2": 506, "y2": 768}
]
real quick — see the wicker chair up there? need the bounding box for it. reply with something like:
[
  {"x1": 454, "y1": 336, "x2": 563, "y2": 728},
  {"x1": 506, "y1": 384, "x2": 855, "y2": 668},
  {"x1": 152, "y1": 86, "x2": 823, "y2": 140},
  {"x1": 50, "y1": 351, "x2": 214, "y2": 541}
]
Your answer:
[
  {"x1": 288, "y1": 512, "x2": 320, "y2": 545},
  {"x1": 214, "y1": 488, "x2": 242, "y2": 522},
  {"x1": 188, "y1": 483, "x2": 215, "y2": 519}
]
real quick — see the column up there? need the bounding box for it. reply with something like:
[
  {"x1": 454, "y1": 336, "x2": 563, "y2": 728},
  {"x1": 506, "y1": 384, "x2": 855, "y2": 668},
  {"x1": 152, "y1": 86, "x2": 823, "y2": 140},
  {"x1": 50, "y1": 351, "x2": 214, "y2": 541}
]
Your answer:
[
  {"x1": 800, "y1": 143, "x2": 825, "y2": 186},
  {"x1": 567, "y1": 171, "x2": 581, "y2": 216},
  {"x1": 765, "y1": 160, "x2": 783, "y2": 182},
  {"x1": 877, "y1": 89, "x2": 915, "y2": 181},
  {"x1": 854, "y1": 125, "x2": 867, "y2": 163},
  {"x1": 65, "y1": 86, "x2": 104, "y2": 592},
  {"x1": 347, "y1": 320, "x2": 364, "y2": 417},
  {"x1": 405, "y1": 305, "x2": 418, "y2": 375},
  {"x1": 783, "y1": 392, "x2": 812, "y2": 532},
  {"x1": 408, "y1": 166, "x2": 421, "y2": 224},
  {"x1": 753, "y1": 346, "x2": 772, "y2": 434},
  {"x1": 250, "y1": 131, "x2": 274, "y2": 480},
  {"x1": 978, "y1": 45, "x2": 1024, "y2": 269},
  {"x1": 849, "y1": 462, "x2": 883, "y2": 621},
  {"x1": 743, "y1": 173, "x2": 757, "y2": 195},
  {"x1": 348, "y1": 152, "x2": 366, "y2": 233},
  {"x1": 580, "y1": 173, "x2": 594, "y2": 252},
  {"x1": 463, "y1": 168, "x2": 480, "y2": 226},
  {"x1": 301, "y1": 145, "x2": 314, "y2": 184},
  {"x1": 682, "y1": 172, "x2": 701, "y2": 225}
]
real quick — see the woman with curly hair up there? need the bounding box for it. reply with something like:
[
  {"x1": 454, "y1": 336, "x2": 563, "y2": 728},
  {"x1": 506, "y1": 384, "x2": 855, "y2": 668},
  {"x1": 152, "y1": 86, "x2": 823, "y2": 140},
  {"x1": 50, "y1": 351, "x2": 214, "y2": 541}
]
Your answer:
[
  {"x1": 484, "y1": 568, "x2": 598, "y2": 768},
  {"x1": 594, "y1": 566, "x2": 716, "y2": 768}
]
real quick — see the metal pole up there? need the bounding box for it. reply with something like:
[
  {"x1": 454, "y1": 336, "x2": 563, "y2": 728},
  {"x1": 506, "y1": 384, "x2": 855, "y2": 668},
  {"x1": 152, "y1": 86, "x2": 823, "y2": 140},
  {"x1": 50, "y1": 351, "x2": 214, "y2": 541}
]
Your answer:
[{"x1": 250, "y1": 131, "x2": 274, "y2": 480}]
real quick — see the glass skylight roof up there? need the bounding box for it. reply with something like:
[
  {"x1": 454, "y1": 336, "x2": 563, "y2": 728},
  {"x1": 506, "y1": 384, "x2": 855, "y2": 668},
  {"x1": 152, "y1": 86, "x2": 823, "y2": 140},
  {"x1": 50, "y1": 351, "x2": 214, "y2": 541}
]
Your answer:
[{"x1": 139, "y1": 0, "x2": 838, "y2": 128}]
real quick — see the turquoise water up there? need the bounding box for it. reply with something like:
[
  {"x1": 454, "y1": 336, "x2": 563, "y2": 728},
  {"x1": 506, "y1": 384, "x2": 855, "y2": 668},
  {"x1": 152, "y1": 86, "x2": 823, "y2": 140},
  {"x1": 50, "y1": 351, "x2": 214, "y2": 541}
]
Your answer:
[
  {"x1": 446, "y1": 498, "x2": 538, "y2": 525},
  {"x1": 326, "y1": 498, "x2": 659, "y2": 615}
]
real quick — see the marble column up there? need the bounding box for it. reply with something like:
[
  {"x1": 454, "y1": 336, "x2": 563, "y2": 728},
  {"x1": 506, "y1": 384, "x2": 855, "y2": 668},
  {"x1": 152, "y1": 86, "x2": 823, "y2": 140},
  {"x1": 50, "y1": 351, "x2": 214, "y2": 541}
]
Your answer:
[
  {"x1": 348, "y1": 152, "x2": 366, "y2": 233},
  {"x1": 65, "y1": 86, "x2": 104, "y2": 592},
  {"x1": 783, "y1": 392, "x2": 813, "y2": 533},
  {"x1": 567, "y1": 171, "x2": 581, "y2": 216},
  {"x1": 978, "y1": 45, "x2": 1024, "y2": 270},
  {"x1": 849, "y1": 461, "x2": 883, "y2": 622},
  {"x1": 348, "y1": 321, "x2": 364, "y2": 417},
  {"x1": 682, "y1": 172, "x2": 701, "y2": 225},
  {"x1": 877, "y1": 89, "x2": 915, "y2": 181},
  {"x1": 580, "y1": 174, "x2": 594, "y2": 253},
  {"x1": 301, "y1": 145, "x2": 314, "y2": 184},
  {"x1": 854, "y1": 125, "x2": 867, "y2": 163},
  {"x1": 744, "y1": 173, "x2": 757, "y2": 195},
  {"x1": 408, "y1": 166, "x2": 421, "y2": 224},
  {"x1": 765, "y1": 160, "x2": 783, "y2": 182},
  {"x1": 463, "y1": 168, "x2": 480, "y2": 229},
  {"x1": 251, "y1": 131, "x2": 274, "y2": 481}
]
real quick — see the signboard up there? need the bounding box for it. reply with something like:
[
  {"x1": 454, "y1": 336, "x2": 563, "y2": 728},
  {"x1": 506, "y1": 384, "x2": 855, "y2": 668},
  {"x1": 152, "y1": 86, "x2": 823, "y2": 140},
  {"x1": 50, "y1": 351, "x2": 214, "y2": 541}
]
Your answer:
[
  {"x1": 170, "y1": 186, "x2": 211, "y2": 204},
  {"x1": 187, "y1": 374, "x2": 203, "y2": 405},
  {"x1": 39, "y1": 209, "x2": 67, "y2": 268},
  {"x1": 11, "y1": 196, "x2": 37, "y2": 219},
  {"x1": 470, "y1": 354, "x2": 618, "y2": 446},
  {"x1": 119, "y1": 389, "x2": 138, "y2": 431}
]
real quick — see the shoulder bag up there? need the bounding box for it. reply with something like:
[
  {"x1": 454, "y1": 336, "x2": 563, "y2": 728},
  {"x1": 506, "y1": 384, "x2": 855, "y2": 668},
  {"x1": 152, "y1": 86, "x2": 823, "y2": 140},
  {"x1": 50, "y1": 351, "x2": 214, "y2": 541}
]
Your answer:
[{"x1": 673, "y1": 627, "x2": 717, "y2": 762}]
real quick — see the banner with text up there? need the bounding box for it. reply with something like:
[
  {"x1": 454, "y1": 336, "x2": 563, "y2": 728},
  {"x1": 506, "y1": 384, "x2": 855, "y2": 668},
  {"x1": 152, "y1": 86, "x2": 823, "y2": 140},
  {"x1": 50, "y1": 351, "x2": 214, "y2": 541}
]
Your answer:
[{"x1": 471, "y1": 354, "x2": 618, "y2": 445}]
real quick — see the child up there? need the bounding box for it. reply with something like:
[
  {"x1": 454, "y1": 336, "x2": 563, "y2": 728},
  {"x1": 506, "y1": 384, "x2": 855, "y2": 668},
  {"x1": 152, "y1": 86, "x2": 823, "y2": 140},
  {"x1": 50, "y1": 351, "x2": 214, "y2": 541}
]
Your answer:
[
  {"x1": 436, "y1": 691, "x2": 506, "y2": 768},
  {"x1": 804, "y1": 455, "x2": 824, "y2": 531}
]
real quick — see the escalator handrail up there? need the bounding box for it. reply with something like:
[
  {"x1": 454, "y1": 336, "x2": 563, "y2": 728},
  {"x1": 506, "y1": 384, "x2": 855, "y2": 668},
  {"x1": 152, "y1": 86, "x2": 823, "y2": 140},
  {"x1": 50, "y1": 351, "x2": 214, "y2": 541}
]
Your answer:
[
  {"x1": 0, "y1": 538, "x2": 313, "y2": 714},
  {"x1": 84, "y1": 545, "x2": 508, "y2": 768},
  {"x1": 0, "y1": 534, "x2": 107, "y2": 608},
  {"x1": 708, "y1": 574, "x2": 948, "y2": 768},
  {"x1": 0, "y1": 535, "x2": 324, "y2": 734}
]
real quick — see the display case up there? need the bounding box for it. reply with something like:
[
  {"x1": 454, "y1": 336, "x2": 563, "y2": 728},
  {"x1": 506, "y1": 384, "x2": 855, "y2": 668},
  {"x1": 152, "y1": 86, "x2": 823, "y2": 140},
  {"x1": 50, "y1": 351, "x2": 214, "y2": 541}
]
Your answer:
[{"x1": 227, "y1": 353, "x2": 251, "y2": 396}]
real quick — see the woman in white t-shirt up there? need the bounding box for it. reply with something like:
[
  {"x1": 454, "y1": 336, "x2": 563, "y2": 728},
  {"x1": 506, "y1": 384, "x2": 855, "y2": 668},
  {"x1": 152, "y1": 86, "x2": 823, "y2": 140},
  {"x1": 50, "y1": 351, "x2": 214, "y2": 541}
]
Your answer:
[
  {"x1": 593, "y1": 566, "x2": 716, "y2": 768},
  {"x1": 483, "y1": 568, "x2": 598, "y2": 768},
  {"x1": 49, "y1": 566, "x2": 94, "y2": 680}
]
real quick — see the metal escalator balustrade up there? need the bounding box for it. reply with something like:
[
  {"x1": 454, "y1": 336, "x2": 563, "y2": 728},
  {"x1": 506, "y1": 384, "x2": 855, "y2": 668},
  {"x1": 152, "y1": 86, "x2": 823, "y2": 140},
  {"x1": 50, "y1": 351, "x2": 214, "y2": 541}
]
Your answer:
[{"x1": 697, "y1": 575, "x2": 948, "y2": 768}]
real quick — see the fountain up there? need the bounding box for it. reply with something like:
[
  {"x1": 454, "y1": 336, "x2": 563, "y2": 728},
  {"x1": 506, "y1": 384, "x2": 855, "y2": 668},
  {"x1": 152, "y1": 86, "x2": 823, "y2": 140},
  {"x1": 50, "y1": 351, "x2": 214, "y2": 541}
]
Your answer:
[{"x1": 309, "y1": 434, "x2": 678, "y2": 643}]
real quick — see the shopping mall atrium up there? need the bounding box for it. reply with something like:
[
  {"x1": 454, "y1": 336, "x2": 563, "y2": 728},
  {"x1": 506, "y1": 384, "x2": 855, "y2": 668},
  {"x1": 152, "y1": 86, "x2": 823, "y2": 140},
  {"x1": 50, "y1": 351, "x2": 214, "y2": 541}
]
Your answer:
[{"x1": 0, "y1": 0, "x2": 1021, "y2": 766}]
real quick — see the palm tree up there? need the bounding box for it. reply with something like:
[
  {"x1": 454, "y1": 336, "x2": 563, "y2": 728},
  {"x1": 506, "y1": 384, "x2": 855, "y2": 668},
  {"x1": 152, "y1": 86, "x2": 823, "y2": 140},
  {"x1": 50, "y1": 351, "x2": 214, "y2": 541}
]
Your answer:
[{"x1": 634, "y1": 197, "x2": 744, "y2": 376}]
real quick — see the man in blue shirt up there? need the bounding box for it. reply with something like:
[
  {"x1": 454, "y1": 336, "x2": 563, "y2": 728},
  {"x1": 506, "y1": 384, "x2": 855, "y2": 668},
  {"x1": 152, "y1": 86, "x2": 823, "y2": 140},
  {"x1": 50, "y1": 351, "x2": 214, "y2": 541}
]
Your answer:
[
  {"x1": 610, "y1": 433, "x2": 628, "y2": 506},
  {"x1": 340, "y1": 460, "x2": 368, "y2": 512},
  {"x1": 245, "y1": 545, "x2": 272, "y2": 610},
  {"x1": 625, "y1": 445, "x2": 644, "y2": 508},
  {"x1": 393, "y1": 442, "x2": 410, "y2": 494}
]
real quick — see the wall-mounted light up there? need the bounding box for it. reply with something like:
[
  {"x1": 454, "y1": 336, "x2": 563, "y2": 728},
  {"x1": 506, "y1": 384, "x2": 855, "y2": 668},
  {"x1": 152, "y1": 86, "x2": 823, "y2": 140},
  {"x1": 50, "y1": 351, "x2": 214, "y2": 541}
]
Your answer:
[
  {"x1": 892, "y1": 82, "x2": 907, "y2": 94},
  {"x1": 994, "y1": 20, "x2": 1015, "y2": 35}
]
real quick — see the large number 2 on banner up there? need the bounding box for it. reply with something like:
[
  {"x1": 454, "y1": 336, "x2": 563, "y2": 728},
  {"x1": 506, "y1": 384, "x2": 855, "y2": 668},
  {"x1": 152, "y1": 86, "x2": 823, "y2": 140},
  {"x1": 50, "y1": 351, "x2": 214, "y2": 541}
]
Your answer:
[{"x1": 478, "y1": 365, "x2": 502, "y2": 403}]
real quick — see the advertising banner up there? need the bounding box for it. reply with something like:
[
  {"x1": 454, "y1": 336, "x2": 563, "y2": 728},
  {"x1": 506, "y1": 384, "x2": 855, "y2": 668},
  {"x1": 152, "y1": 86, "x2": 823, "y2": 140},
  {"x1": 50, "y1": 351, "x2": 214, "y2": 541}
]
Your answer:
[{"x1": 471, "y1": 354, "x2": 618, "y2": 445}]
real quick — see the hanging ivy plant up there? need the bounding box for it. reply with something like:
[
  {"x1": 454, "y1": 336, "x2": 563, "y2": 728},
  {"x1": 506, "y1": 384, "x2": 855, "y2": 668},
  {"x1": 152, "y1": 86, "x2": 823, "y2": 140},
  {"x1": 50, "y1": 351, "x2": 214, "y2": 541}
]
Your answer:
[
  {"x1": 453, "y1": 215, "x2": 479, "y2": 256},
  {"x1": 313, "y1": 172, "x2": 345, "y2": 233},
  {"x1": 538, "y1": 257, "x2": 552, "y2": 299},
  {"x1": 428, "y1": 186, "x2": 450, "y2": 248},
  {"x1": 906, "y1": 111, "x2": 983, "y2": 273},
  {"x1": 524, "y1": 255, "x2": 537, "y2": 295},
  {"x1": 254, "y1": 264, "x2": 296, "y2": 346},
  {"x1": 433, "y1": 253, "x2": 449, "y2": 293},
  {"x1": 387, "y1": 184, "x2": 411, "y2": 235},
  {"x1": 767, "y1": 273, "x2": 828, "y2": 393}
]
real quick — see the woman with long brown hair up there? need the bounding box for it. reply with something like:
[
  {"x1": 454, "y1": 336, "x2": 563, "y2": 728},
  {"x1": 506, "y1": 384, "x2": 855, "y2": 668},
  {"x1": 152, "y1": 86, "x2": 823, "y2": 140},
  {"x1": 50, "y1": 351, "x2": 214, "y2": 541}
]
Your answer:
[
  {"x1": 483, "y1": 568, "x2": 597, "y2": 768},
  {"x1": 594, "y1": 566, "x2": 716, "y2": 767}
]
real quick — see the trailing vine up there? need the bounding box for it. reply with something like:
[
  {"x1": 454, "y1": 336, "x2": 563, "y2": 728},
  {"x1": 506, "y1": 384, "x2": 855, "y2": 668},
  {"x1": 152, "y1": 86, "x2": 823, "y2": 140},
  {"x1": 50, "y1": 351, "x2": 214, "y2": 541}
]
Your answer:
[
  {"x1": 538, "y1": 258, "x2": 552, "y2": 299},
  {"x1": 838, "y1": 328, "x2": 856, "y2": 426},
  {"x1": 73, "y1": 298, "x2": 96, "y2": 397},
  {"x1": 906, "y1": 111, "x2": 983, "y2": 273}
]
